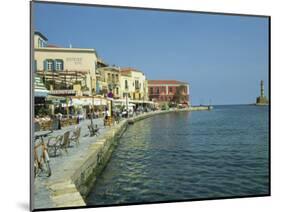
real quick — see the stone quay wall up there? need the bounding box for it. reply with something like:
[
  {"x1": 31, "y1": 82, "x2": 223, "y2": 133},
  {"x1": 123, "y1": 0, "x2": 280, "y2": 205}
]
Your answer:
[
  {"x1": 72, "y1": 119, "x2": 128, "y2": 199},
  {"x1": 50, "y1": 107, "x2": 210, "y2": 208}
]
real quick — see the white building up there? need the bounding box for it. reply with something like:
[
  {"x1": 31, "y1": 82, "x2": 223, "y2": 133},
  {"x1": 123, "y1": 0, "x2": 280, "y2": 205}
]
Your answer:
[
  {"x1": 120, "y1": 68, "x2": 148, "y2": 101},
  {"x1": 34, "y1": 31, "x2": 98, "y2": 96}
]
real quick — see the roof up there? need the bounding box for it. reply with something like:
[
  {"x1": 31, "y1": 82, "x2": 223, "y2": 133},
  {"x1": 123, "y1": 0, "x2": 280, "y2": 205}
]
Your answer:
[
  {"x1": 148, "y1": 80, "x2": 188, "y2": 85},
  {"x1": 120, "y1": 69, "x2": 131, "y2": 76},
  {"x1": 96, "y1": 66, "x2": 120, "y2": 72},
  {"x1": 97, "y1": 58, "x2": 108, "y2": 65},
  {"x1": 34, "y1": 31, "x2": 48, "y2": 41},
  {"x1": 34, "y1": 47, "x2": 96, "y2": 53},
  {"x1": 47, "y1": 44, "x2": 60, "y2": 48},
  {"x1": 120, "y1": 67, "x2": 145, "y2": 76}
]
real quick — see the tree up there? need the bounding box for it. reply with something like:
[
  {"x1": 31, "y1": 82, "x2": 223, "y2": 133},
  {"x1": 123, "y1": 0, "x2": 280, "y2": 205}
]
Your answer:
[{"x1": 173, "y1": 85, "x2": 187, "y2": 104}]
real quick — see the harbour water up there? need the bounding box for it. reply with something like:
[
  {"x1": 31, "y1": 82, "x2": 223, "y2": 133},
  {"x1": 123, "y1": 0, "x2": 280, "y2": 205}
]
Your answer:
[{"x1": 87, "y1": 105, "x2": 269, "y2": 206}]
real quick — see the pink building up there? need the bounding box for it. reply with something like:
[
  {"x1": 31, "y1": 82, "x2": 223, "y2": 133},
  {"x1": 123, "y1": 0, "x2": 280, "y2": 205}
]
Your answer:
[{"x1": 148, "y1": 80, "x2": 190, "y2": 105}]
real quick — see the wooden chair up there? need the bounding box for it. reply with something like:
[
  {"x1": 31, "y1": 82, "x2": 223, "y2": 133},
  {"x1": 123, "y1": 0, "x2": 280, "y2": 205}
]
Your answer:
[
  {"x1": 40, "y1": 122, "x2": 48, "y2": 130},
  {"x1": 34, "y1": 122, "x2": 41, "y2": 132},
  {"x1": 60, "y1": 131, "x2": 70, "y2": 153},
  {"x1": 88, "y1": 124, "x2": 100, "y2": 137},
  {"x1": 104, "y1": 117, "x2": 113, "y2": 126},
  {"x1": 51, "y1": 119, "x2": 59, "y2": 131},
  {"x1": 61, "y1": 119, "x2": 68, "y2": 127},
  {"x1": 70, "y1": 127, "x2": 81, "y2": 146},
  {"x1": 47, "y1": 135, "x2": 63, "y2": 157}
]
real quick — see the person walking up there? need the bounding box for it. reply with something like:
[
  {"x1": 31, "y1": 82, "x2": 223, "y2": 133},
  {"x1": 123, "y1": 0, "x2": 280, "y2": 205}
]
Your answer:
[
  {"x1": 57, "y1": 113, "x2": 62, "y2": 130},
  {"x1": 104, "y1": 108, "x2": 109, "y2": 126}
]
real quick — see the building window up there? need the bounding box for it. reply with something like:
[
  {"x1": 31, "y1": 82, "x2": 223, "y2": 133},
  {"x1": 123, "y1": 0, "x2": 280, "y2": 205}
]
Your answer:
[
  {"x1": 38, "y1": 39, "x2": 42, "y2": 48},
  {"x1": 44, "y1": 59, "x2": 54, "y2": 71},
  {"x1": 38, "y1": 38, "x2": 46, "y2": 48},
  {"x1": 108, "y1": 73, "x2": 111, "y2": 81},
  {"x1": 169, "y1": 87, "x2": 172, "y2": 93},
  {"x1": 150, "y1": 87, "x2": 153, "y2": 94},
  {"x1": 135, "y1": 80, "x2": 140, "y2": 89},
  {"x1": 116, "y1": 87, "x2": 119, "y2": 95},
  {"x1": 116, "y1": 74, "x2": 118, "y2": 82},
  {"x1": 125, "y1": 80, "x2": 128, "y2": 89},
  {"x1": 156, "y1": 88, "x2": 159, "y2": 94},
  {"x1": 47, "y1": 61, "x2": 53, "y2": 70},
  {"x1": 34, "y1": 60, "x2": 37, "y2": 72},
  {"x1": 55, "y1": 60, "x2": 63, "y2": 71}
]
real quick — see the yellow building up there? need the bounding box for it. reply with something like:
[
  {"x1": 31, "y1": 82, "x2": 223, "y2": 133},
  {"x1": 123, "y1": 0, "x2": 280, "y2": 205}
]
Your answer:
[
  {"x1": 120, "y1": 68, "x2": 148, "y2": 101},
  {"x1": 34, "y1": 31, "x2": 98, "y2": 96},
  {"x1": 96, "y1": 66, "x2": 121, "y2": 99}
]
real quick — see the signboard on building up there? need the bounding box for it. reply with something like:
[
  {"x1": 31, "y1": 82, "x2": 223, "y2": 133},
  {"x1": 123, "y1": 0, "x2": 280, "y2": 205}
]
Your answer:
[
  {"x1": 49, "y1": 90, "x2": 76, "y2": 95},
  {"x1": 66, "y1": 57, "x2": 83, "y2": 65}
]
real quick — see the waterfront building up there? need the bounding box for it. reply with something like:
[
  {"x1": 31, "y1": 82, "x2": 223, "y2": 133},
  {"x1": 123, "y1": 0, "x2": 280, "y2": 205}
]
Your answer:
[
  {"x1": 148, "y1": 80, "x2": 190, "y2": 106},
  {"x1": 96, "y1": 66, "x2": 121, "y2": 99},
  {"x1": 256, "y1": 80, "x2": 268, "y2": 105},
  {"x1": 34, "y1": 31, "x2": 98, "y2": 97},
  {"x1": 120, "y1": 67, "x2": 148, "y2": 102}
]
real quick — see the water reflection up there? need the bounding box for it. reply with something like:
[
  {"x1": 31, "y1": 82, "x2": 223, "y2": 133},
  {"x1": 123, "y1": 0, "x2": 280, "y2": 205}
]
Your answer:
[{"x1": 87, "y1": 105, "x2": 269, "y2": 206}]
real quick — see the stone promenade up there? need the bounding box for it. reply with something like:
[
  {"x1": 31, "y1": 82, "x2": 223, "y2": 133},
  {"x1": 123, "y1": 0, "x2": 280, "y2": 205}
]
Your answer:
[{"x1": 34, "y1": 118, "x2": 111, "y2": 209}]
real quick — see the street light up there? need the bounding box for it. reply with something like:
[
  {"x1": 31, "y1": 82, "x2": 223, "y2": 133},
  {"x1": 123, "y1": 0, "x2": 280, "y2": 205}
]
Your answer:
[{"x1": 123, "y1": 86, "x2": 129, "y2": 118}]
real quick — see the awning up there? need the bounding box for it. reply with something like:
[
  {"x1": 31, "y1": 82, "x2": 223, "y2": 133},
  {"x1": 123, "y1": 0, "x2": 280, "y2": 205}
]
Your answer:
[
  {"x1": 46, "y1": 95, "x2": 66, "y2": 104},
  {"x1": 34, "y1": 90, "x2": 49, "y2": 97},
  {"x1": 34, "y1": 76, "x2": 49, "y2": 97}
]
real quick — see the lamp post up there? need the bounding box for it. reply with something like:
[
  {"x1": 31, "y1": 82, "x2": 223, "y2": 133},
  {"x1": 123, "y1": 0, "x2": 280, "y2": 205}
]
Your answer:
[{"x1": 125, "y1": 89, "x2": 129, "y2": 118}]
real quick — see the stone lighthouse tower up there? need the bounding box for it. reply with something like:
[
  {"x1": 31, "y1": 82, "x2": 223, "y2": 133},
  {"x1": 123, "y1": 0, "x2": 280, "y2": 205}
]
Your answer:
[
  {"x1": 256, "y1": 80, "x2": 268, "y2": 105},
  {"x1": 260, "y1": 80, "x2": 264, "y2": 98}
]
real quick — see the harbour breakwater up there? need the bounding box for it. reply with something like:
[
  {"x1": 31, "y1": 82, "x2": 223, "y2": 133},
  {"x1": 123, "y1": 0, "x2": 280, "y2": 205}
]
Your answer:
[{"x1": 46, "y1": 106, "x2": 210, "y2": 208}]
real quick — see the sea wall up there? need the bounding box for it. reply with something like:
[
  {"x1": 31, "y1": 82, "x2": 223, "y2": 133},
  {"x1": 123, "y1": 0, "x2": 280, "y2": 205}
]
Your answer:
[
  {"x1": 188, "y1": 106, "x2": 210, "y2": 111},
  {"x1": 47, "y1": 120, "x2": 128, "y2": 208},
  {"x1": 71, "y1": 119, "x2": 128, "y2": 199},
  {"x1": 49, "y1": 107, "x2": 210, "y2": 208}
]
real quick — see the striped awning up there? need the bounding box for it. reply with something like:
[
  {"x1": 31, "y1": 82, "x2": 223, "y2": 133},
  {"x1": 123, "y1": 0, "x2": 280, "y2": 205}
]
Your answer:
[{"x1": 34, "y1": 76, "x2": 49, "y2": 97}]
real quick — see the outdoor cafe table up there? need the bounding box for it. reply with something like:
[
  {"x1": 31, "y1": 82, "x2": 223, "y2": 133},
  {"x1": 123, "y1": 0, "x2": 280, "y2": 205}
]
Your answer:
[
  {"x1": 34, "y1": 130, "x2": 53, "y2": 143},
  {"x1": 34, "y1": 130, "x2": 53, "y2": 139}
]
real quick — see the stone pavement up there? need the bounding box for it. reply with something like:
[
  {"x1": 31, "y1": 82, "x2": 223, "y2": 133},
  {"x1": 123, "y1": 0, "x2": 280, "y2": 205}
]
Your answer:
[
  {"x1": 33, "y1": 118, "x2": 112, "y2": 209},
  {"x1": 33, "y1": 109, "x2": 195, "y2": 209}
]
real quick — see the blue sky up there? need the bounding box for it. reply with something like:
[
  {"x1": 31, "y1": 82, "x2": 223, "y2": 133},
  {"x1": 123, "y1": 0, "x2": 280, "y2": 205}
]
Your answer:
[{"x1": 33, "y1": 2, "x2": 269, "y2": 105}]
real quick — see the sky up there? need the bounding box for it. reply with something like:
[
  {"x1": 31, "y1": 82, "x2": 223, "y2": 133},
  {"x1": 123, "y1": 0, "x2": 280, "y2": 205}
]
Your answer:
[{"x1": 33, "y1": 2, "x2": 269, "y2": 105}]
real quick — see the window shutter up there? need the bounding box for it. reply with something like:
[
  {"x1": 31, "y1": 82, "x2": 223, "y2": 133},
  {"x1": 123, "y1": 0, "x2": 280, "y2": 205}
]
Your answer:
[
  {"x1": 61, "y1": 60, "x2": 64, "y2": 71},
  {"x1": 54, "y1": 60, "x2": 58, "y2": 71},
  {"x1": 34, "y1": 60, "x2": 37, "y2": 72},
  {"x1": 51, "y1": 60, "x2": 55, "y2": 71},
  {"x1": 43, "y1": 60, "x2": 47, "y2": 71}
]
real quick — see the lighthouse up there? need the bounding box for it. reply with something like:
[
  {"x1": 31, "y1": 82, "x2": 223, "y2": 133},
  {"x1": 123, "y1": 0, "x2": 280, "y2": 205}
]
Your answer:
[
  {"x1": 256, "y1": 80, "x2": 268, "y2": 105},
  {"x1": 260, "y1": 80, "x2": 264, "y2": 98}
]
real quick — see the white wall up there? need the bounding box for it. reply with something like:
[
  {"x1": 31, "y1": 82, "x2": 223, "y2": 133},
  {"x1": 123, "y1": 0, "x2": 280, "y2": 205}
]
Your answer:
[{"x1": 34, "y1": 49, "x2": 97, "y2": 73}]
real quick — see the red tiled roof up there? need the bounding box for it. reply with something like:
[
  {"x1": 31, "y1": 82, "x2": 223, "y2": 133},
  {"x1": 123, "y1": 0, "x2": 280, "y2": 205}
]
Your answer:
[
  {"x1": 47, "y1": 44, "x2": 59, "y2": 48},
  {"x1": 121, "y1": 67, "x2": 135, "y2": 71},
  {"x1": 120, "y1": 69, "x2": 131, "y2": 76},
  {"x1": 120, "y1": 70, "x2": 131, "y2": 74},
  {"x1": 148, "y1": 80, "x2": 188, "y2": 85}
]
